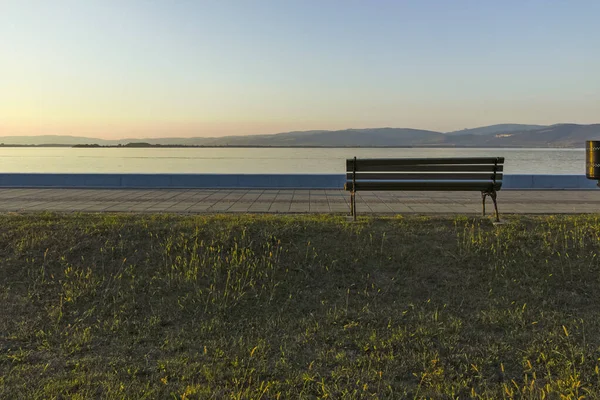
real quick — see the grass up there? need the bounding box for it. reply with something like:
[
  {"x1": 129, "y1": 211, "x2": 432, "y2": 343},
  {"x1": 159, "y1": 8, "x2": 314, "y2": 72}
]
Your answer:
[{"x1": 1, "y1": 213, "x2": 600, "y2": 398}]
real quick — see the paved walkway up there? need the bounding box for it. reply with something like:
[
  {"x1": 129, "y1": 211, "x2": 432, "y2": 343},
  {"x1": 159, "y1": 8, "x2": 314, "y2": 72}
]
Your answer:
[{"x1": 0, "y1": 188, "x2": 598, "y2": 214}]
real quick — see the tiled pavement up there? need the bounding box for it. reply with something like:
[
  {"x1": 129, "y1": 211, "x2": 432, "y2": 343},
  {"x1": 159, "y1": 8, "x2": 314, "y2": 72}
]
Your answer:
[{"x1": 0, "y1": 188, "x2": 599, "y2": 214}]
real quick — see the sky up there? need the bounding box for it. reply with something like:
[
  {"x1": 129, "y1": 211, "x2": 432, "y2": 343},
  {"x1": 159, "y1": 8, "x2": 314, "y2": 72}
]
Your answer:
[{"x1": 1, "y1": 0, "x2": 599, "y2": 139}]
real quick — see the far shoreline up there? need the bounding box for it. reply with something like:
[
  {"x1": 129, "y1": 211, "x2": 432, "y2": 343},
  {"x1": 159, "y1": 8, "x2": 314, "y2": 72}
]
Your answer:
[{"x1": 0, "y1": 144, "x2": 587, "y2": 149}]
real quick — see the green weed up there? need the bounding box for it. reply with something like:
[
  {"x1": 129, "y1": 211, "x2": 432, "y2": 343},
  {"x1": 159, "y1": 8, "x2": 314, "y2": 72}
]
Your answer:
[{"x1": 0, "y1": 214, "x2": 599, "y2": 398}]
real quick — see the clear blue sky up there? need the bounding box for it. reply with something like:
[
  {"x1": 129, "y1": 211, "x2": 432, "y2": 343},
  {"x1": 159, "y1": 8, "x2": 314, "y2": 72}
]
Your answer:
[{"x1": 1, "y1": 0, "x2": 599, "y2": 138}]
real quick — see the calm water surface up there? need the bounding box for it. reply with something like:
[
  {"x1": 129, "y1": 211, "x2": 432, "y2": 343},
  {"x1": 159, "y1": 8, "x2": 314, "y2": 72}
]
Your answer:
[{"x1": 0, "y1": 147, "x2": 586, "y2": 174}]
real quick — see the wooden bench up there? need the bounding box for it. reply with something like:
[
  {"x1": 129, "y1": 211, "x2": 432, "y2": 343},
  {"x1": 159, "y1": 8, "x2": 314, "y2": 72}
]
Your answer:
[{"x1": 344, "y1": 157, "x2": 504, "y2": 221}]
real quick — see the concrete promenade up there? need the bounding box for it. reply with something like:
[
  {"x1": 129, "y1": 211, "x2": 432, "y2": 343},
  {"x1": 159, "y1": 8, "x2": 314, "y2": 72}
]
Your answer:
[{"x1": 0, "y1": 188, "x2": 599, "y2": 214}]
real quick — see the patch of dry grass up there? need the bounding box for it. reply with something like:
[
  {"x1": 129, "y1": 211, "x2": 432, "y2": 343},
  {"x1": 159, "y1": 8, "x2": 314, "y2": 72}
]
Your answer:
[{"x1": 1, "y1": 213, "x2": 600, "y2": 398}]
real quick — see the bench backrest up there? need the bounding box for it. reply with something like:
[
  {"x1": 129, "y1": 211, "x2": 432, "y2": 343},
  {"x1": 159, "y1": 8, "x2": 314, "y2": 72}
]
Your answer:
[{"x1": 346, "y1": 157, "x2": 504, "y2": 191}]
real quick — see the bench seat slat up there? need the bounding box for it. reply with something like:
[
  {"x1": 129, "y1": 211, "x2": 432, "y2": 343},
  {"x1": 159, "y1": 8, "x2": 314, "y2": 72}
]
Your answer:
[
  {"x1": 346, "y1": 172, "x2": 503, "y2": 180},
  {"x1": 349, "y1": 164, "x2": 504, "y2": 173},
  {"x1": 347, "y1": 181, "x2": 501, "y2": 191},
  {"x1": 346, "y1": 157, "x2": 504, "y2": 169}
]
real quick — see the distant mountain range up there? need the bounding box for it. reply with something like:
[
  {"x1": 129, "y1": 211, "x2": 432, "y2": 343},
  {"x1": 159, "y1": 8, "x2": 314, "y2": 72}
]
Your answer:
[
  {"x1": 1, "y1": 123, "x2": 599, "y2": 148},
  {"x1": 445, "y1": 124, "x2": 547, "y2": 136}
]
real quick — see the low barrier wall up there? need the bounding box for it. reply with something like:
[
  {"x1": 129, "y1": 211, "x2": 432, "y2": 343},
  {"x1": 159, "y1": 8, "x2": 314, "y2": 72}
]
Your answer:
[
  {"x1": 0, "y1": 174, "x2": 343, "y2": 189},
  {"x1": 503, "y1": 174, "x2": 598, "y2": 189},
  {"x1": 0, "y1": 173, "x2": 596, "y2": 190}
]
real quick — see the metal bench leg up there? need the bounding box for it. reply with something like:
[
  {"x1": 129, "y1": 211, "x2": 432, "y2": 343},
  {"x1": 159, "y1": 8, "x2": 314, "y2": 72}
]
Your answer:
[
  {"x1": 490, "y1": 190, "x2": 500, "y2": 223},
  {"x1": 482, "y1": 190, "x2": 500, "y2": 222},
  {"x1": 352, "y1": 192, "x2": 357, "y2": 221},
  {"x1": 481, "y1": 191, "x2": 486, "y2": 216}
]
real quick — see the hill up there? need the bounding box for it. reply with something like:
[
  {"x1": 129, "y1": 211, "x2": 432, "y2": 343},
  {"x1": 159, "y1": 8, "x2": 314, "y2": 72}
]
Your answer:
[
  {"x1": 0, "y1": 135, "x2": 115, "y2": 146},
  {"x1": 446, "y1": 124, "x2": 547, "y2": 136},
  {"x1": 210, "y1": 128, "x2": 444, "y2": 147},
  {"x1": 1, "y1": 124, "x2": 599, "y2": 147},
  {"x1": 446, "y1": 124, "x2": 600, "y2": 147}
]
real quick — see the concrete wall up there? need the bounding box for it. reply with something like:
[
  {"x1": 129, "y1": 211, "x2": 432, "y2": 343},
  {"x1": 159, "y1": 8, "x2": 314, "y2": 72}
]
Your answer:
[
  {"x1": 0, "y1": 173, "x2": 597, "y2": 190},
  {"x1": 0, "y1": 173, "x2": 344, "y2": 189},
  {"x1": 503, "y1": 174, "x2": 598, "y2": 190}
]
